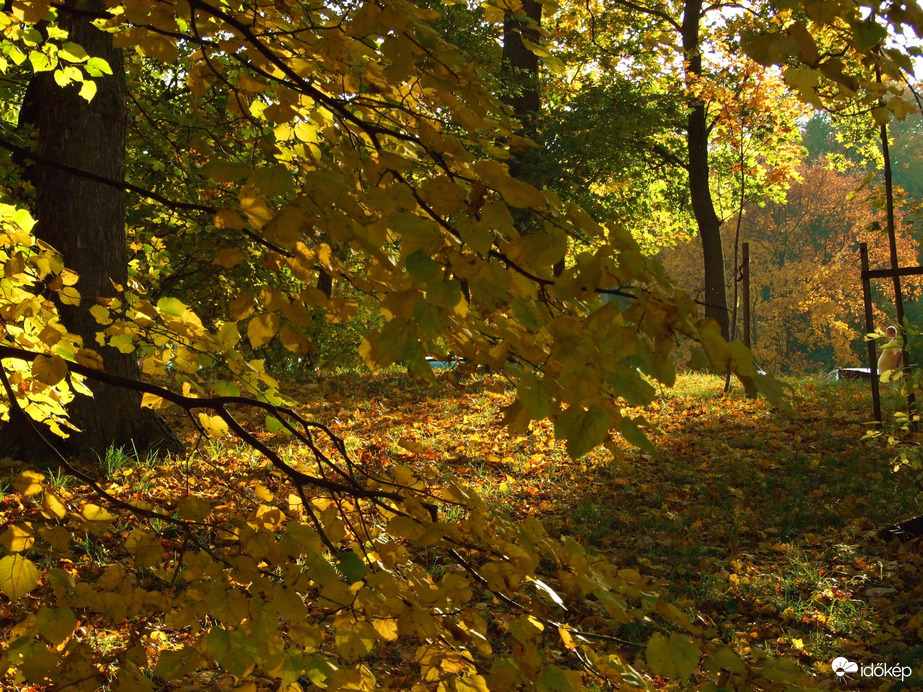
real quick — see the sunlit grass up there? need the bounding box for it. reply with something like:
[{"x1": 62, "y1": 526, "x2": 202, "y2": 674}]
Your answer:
[
  {"x1": 272, "y1": 368, "x2": 923, "y2": 672},
  {"x1": 1, "y1": 369, "x2": 920, "y2": 684}
]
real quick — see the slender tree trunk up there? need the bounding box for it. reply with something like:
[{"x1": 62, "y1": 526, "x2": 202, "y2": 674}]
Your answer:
[
  {"x1": 682, "y1": 0, "x2": 729, "y2": 339},
  {"x1": 3, "y1": 0, "x2": 180, "y2": 460}
]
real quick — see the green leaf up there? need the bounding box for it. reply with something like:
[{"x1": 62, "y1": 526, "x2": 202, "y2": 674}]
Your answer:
[
  {"x1": 536, "y1": 664, "x2": 581, "y2": 691},
  {"x1": 153, "y1": 648, "x2": 202, "y2": 680},
  {"x1": 266, "y1": 649, "x2": 306, "y2": 687},
  {"x1": 555, "y1": 403, "x2": 612, "y2": 459},
  {"x1": 84, "y1": 56, "x2": 112, "y2": 76},
  {"x1": 518, "y1": 372, "x2": 554, "y2": 419},
  {"x1": 706, "y1": 647, "x2": 745, "y2": 675},
  {"x1": 266, "y1": 414, "x2": 293, "y2": 437},
  {"x1": 0, "y1": 554, "x2": 40, "y2": 600},
  {"x1": 206, "y1": 626, "x2": 257, "y2": 678},
  {"x1": 251, "y1": 164, "x2": 294, "y2": 197},
  {"x1": 405, "y1": 249, "x2": 440, "y2": 284},
  {"x1": 58, "y1": 41, "x2": 88, "y2": 63},
  {"x1": 336, "y1": 550, "x2": 368, "y2": 583},
  {"x1": 360, "y1": 319, "x2": 415, "y2": 368},
  {"x1": 36, "y1": 606, "x2": 76, "y2": 645},
  {"x1": 28, "y1": 50, "x2": 54, "y2": 72},
  {"x1": 619, "y1": 416, "x2": 657, "y2": 455},
  {"x1": 646, "y1": 632, "x2": 699, "y2": 680},
  {"x1": 156, "y1": 296, "x2": 187, "y2": 318}
]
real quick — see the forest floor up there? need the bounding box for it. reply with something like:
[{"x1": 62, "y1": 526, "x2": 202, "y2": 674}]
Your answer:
[
  {"x1": 285, "y1": 370, "x2": 923, "y2": 688},
  {"x1": 2, "y1": 370, "x2": 922, "y2": 689}
]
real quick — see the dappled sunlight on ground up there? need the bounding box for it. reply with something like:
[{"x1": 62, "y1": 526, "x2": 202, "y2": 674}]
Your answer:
[{"x1": 278, "y1": 371, "x2": 923, "y2": 683}]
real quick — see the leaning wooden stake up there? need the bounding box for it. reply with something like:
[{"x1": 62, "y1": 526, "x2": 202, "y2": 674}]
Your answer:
[
  {"x1": 860, "y1": 242, "x2": 882, "y2": 426},
  {"x1": 742, "y1": 242, "x2": 751, "y2": 349},
  {"x1": 875, "y1": 63, "x2": 914, "y2": 418}
]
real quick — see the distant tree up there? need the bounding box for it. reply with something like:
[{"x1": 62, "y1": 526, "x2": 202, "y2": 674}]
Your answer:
[{"x1": 661, "y1": 162, "x2": 923, "y2": 373}]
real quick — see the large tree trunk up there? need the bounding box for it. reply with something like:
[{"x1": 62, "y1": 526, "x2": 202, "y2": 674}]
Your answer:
[
  {"x1": 3, "y1": 0, "x2": 180, "y2": 461},
  {"x1": 682, "y1": 0, "x2": 729, "y2": 339},
  {"x1": 500, "y1": 0, "x2": 542, "y2": 180},
  {"x1": 501, "y1": 0, "x2": 542, "y2": 123}
]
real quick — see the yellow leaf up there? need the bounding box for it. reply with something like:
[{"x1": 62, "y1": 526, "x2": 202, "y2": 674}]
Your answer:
[
  {"x1": 265, "y1": 206, "x2": 305, "y2": 247},
  {"x1": 140, "y1": 392, "x2": 164, "y2": 409},
  {"x1": 0, "y1": 523, "x2": 34, "y2": 552},
  {"x1": 558, "y1": 626, "x2": 576, "y2": 650},
  {"x1": 230, "y1": 294, "x2": 256, "y2": 321},
  {"x1": 41, "y1": 491, "x2": 66, "y2": 520},
  {"x1": 176, "y1": 495, "x2": 212, "y2": 521},
  {"x1": 80, "y1": 503, "x2": 117, "y2": 535},
  {"x1": 197, "y1": 412, "x2": 229, "y2": 439},
  {"x1": 74, "y1": 348, "x2": 104, "y2": 370},
  {"x1": 58, "y1": 286, "x2": 81, "y2": 306},
  {"x1": 13, "y1": 470, "x2": 44, "y2": 497},
  {"x1": 11, "y1": 0, "x2": 51, "y2": 23},
  {"x1": 212, "y1": 248, "x2": 245, "y2": 268},
  {"x1": 0, "y1": 554, "x2": 40, "y2": 600},
  {"x1": 454, "y1": 675, "x2": 490, "y2": 692},
  {"x1": 247, "y1": 313, "x2": 280, "y2": 348},
  {"x1": 371, "y1": 618, "x2": 399, "y2": 641},
  {"x1": 239, "y1": 186, "x2": 273, "y2": 229},
  {"x1": 125, "y1": 529, "x2": 162, "y2": 568},
  {"x1": 136, "y1": 33, "x2": 178, "y2": 64},
  {"x1": 253, "y1": 484, "x2": 274, "y2": 502},
  {"x1": 214, "y1": 209, "x2": 247, "y2": 230},
  {"x1": 58, "y1": 268, "x2": 79, "y2": 286},
  {"x1": 38, "y1": 526, "x2": 71, "y2": 551},
  {"x1": 279, "y1": 325, "x2": 313, "y2": 355},
  {"x1": 36, "y1": 606, "x2": 76, "y2": 645},
  {"x1": 792, "y1": 637, "x2": 804, "y2": 650},
  {"x1": 236, "y1": 72, "x2": 265, "y2": 93},
  {"x1": 334, "y1": 621, "x2": 376, "y2": 662},
  {"x1": 31, "y1": 354, "x2": 68, "y2": 386},
  {"x1": 78, "y1": 79, "x2": 97, "y2": 102}
]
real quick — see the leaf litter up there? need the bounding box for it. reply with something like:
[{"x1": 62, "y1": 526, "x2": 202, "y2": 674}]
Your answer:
[{"x1": 0, "y1": 370, "x2": 920, "y2": 688}]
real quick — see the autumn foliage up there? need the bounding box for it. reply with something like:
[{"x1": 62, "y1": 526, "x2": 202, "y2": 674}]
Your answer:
[
  {"x1": 0, "y1": 0, "x2": 921, "y2": 688},
  {"x1": 661, "y1": 162, "x2": 923, "y2": 374}
]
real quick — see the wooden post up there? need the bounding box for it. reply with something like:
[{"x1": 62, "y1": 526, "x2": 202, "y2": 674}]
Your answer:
[
  {"x1": 877, "y1": 97, "x2": 916, "y2": 417},
  {"x1": 861, "y1": 243, "x2": 882, "y2": 425},
  {"x1": 742, "y1": 242, "x2": 750, "y2": 349}
]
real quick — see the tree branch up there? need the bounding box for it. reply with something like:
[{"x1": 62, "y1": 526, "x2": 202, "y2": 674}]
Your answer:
[{"x1": 0, "y1": 135, "x2": 291, "y2": 256}]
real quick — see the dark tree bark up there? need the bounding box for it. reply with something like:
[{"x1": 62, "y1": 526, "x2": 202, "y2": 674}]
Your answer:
[
  {"x1": 501, "y1": 0, "x2": 542, "y2": 120},
  {"x1": 500, "y1": 0, "x2": 565, "y2": 273},
  {"x1": 500, "y1": 0, "x2": 542, "y2": 180},
  {"x1": 682, "y1": 0, "x2": 729, "y2": 339},
  {"x1": 2, "y1": 0, "x2": 180, "y2": 460},
  {"x1": 317, "y1": 268, "x2": 333, "y2": 299}
]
